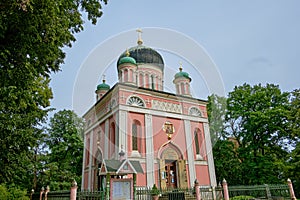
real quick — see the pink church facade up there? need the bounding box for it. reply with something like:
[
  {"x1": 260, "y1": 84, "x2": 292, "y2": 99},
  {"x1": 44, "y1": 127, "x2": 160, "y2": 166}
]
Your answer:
[{"x1": 81, "y1": 35, "x2": 217, "y2": 191}]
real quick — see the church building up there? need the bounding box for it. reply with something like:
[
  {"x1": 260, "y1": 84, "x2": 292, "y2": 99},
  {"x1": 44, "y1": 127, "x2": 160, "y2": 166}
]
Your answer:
[{"x1": 81, "y1": 32, "x2": 217, "y2": 191}]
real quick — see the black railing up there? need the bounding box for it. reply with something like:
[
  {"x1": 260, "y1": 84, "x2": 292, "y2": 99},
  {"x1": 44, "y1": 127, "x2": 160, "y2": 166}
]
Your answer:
[{"x1": 228, "y1": 184, "x2": 290, "y2": 199}]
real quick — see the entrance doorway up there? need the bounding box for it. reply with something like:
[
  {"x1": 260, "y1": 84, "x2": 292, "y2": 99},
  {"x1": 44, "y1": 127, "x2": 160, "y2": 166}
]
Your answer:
[{"x1": 165, "y1": 160, "x2": 177, "y2": 188}]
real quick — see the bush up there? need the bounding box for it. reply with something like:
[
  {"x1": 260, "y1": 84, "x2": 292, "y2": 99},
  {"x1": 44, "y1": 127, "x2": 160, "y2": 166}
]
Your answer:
[
  {"x1": 230, "y1": 195, "x2": 255, "y2": 200},
  {"x1": 151, "y1": 184, "x2": 160, "y2": 196},
  {"x1": 0, "y1": 184, "x2": 29, "y2": 200}
]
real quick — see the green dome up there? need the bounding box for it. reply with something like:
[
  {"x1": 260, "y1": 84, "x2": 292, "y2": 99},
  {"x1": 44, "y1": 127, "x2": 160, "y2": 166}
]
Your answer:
[
  {"x1": 174, "y1": 66, "x2": 192, "y2": 81},
  {"x1": 97, "y1": 80, "x2": 110, "y2": 91},
  {"x1": 175, "y1": 71, "x2": 191, "y2": 81},
  {"x1": 118, "y1": 56, "x2": 137, "y2": 65}
]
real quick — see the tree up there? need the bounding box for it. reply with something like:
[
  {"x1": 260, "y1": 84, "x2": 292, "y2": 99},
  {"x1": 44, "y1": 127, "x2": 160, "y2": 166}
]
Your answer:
[
  {"x1": 226, "y1": 83, "x2": 291, "y2": 184},
  {"x1": 287, "y1": 89, "x2": 300, "y2": 196},
  {"x1": 207, "y1": 94, "x2": 227, "y2": 144},
  {"x1": 213, "y1": 139, "x2": 242, "y2": 185},
  {"x1": 45, "y1": 110, "x2": 84, "y2": 190},
  {"x1": 0, "y1": 0, "x2": 107, "y2": 187}
]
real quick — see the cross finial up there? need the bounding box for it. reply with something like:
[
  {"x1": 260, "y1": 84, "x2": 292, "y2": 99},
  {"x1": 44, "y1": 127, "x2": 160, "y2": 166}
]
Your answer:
[
  {"x1": 136, "y1": 28, "x2": 143, "y2": 45},
  {"x1": 179, "y1": 62, "x2": 183, "y2": 71},
  {"x1": 125, "y1": 49, "x2": 130, "y2": 57},
  {"x1": 102, "y1": 74, "x2": 106, "y2": 83}
]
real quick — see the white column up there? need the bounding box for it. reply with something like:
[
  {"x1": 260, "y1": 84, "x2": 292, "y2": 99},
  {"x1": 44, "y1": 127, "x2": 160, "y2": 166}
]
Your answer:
[
  {"x1": 145, "y1": 114, "x2": 155, "y2": 187},
  {"x1": 81, "y1": 134, "x2": 87, "y2": 191},
  {"x1": 115, "y1": 112, "x2": 119, "y2": 159},
  {"x1": 203, "y1": 123, "x2": 217, "y2": 186},
  {"x1": 104, "y1": 119, "x2": 109, "y2": 159},
  {"x1": 88, "y1": 130, "x2": 94, "y2": 191},
  {"x1": 119, "y1": 110, "x2": 128, "y2": 155},
  {"x1": 184, "y1": 119, "x2": 196, "y2": 186}
]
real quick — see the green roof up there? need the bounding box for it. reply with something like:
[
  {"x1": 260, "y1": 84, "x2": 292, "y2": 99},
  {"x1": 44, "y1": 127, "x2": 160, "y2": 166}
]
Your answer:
[
  {"x1": 118, "y1": 56, "x2": 137, "y2": 65},
  {"x1": 175, "y1": 71, "x2": 191, "y2": 80},
  {"x1": 97, "y1": 81, "x2": 110, "y2": 91}
]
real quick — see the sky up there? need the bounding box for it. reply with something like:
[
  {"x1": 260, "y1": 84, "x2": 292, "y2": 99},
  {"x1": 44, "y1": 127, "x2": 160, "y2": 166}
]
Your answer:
[{"x1": 50, "y1": 1, "x2": 300, "y2": 116}]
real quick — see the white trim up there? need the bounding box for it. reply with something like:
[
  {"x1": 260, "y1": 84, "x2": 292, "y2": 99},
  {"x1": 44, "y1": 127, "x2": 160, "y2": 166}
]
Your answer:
[
  {"x1": 119, "y1": 110, "x2": 128, "y2": 156},
  {"x1": 88, "y1": 130, "x2": 93, "y2": 191},
  {"x1": 204, "y1": 123, "x2": 217, "y2": 186},
  {"x1": 194, "y1": 160, "x2": 208, "y2": 165},
  {"x1": 81, "y1": 134, "x2": 87, "y2": 191},
  {"x1": 104, "y1": 120, "x2": 109, "y2": 159},
  {"x1": 184, "y1": 119, "x2": 196, "y2": 186},
  {"x1": 83, "y1": 104, "x2": 208, "y2": 135},
  {"x1": 145, "y1": 114, "x2": 155, "y2": 187},
  {"x1": 115, "y1": 112, "x2": 119, "y2": 160},
  {"x1": 119, "y1": 104, "x2": 208, "y2": 123}
]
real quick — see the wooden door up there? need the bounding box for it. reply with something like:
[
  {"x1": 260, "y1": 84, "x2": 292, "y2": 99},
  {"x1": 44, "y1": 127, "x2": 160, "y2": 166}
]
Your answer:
[
  {"x1": 165, "y1": 161, "x2": 177, "y2": 188},
  {"x1": 177, "y1": 160, "x2": 188, "y2": 188}
]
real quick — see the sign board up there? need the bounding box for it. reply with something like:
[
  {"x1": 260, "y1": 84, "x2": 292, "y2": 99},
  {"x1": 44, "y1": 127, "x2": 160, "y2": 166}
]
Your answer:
[{"x1": 110, "y1": 178, "x2": 133, "y2": 200}]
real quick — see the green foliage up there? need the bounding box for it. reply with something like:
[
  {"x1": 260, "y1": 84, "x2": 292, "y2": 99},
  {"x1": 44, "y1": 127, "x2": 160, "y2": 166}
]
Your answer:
[
  {"x1": 213, "y1": 140, "x2": 242, "y2": 185},
  {"x1": 0, "y1": 0, "x2": 107, "y2": 189},
  {"x1": 207, "y1": 94, "x2": 227, "y2": 144},
  {"x1": 230, "y1": 195, "x2": 254, "y2": 200},
  {"x1": 225, "y1": 83, "x2": 291, "y2": 185},
  {"x1": 210, "y1": 84, "x2": 300, "y2": 186},
  {"x1": 0, "y1": 184, "x2": 29, "y2": 200},
  {"x1": 44, "y1": 110, "x2": 84, "y2": 189},
  {"x1": 151, "y1": 184, "x2": 160, "y2": 196}
]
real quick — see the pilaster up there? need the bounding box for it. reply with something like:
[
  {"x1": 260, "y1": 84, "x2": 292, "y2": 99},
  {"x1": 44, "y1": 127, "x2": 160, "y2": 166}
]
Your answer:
[
  {"x1": 145, "y1": 113, "x2": 155, "y2": 187},
  {"x1": 184, "y1": 119, "x2": 196, "y2": 186},
  {"x1": 204, "y1": 123, "x2": 217, "y2": 186},
  {"x1": 119, "y1": 110, "x2": 128, "y2": 154}
]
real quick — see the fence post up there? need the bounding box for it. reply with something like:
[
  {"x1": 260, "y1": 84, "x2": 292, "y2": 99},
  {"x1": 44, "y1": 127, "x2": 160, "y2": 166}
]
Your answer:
[
  {"x1": 287, "y1": 178, "x2": 297, "y2": 200},
  {"x1": 44, "y1": 186, "x2": 50, "y2": 200},
  {"x1": 222, "y1": 179, "x2": 230, "y2": 200},
  {"x1": 265, "y1": 184, "x2": 272, "y2": 199},
  {"x1": 30, "y1": 189, "x2": 34, "y2": 200},
  {"x1": 39, "y1": 187, "x2": 44, "y2": 200},
  {"x1": 194, "y1": 179, "x2": 201, "y2": 200},
  {"x1": 70, "y1": 180, "x2": 78, "y2": 200}
]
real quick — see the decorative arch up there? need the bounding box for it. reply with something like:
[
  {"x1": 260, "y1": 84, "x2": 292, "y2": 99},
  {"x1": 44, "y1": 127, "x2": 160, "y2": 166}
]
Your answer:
[
  {"x1": 189, "y1": 107, "x2": 202, "y2": 117},
  {"x1": 158, "y1": 141, "x2": 183, "y2": 160},
  {"x1": 193, "y1": 128, "x2": 204, "y2": 159},
  {"x1": 126, "y1": 96, "x2": 145, "y2": 107}
]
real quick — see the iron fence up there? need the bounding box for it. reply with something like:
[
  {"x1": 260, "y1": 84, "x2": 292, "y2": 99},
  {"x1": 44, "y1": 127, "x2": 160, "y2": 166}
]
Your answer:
[
  {"x1": 77, "y1": 191, "x2": 105, "y2": 200},
  {"x1": 228, "y1": 184, "x2": 290, "y2": 199},
  {"x1": 31, "y1": 190, "x2": 70, "y2": 200}
]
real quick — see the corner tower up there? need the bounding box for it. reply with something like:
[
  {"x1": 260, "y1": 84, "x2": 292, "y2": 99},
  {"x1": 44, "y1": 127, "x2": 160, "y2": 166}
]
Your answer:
[{"x1": 173, "y1": 63, "x2": 192, "y2": 97}]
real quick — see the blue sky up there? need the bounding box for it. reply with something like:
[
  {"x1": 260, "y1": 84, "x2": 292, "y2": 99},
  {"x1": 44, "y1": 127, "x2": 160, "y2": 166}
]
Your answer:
[{"x1": 50, "y1": 1, "x2": 300, "y2": 116}]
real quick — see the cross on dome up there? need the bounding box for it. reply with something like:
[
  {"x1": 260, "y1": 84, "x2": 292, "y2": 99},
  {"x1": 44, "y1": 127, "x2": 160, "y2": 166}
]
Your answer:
[{"x1": 136, "y1": 28, "x2": 143, "y2": 45}]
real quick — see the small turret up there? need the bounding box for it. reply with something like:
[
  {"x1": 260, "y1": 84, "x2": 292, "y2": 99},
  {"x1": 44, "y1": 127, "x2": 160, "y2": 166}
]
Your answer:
[
  {"x1": 173, "y1": 63, "x2": 192, "y2": 97},
  {"x1": 95, "y1": 76, "x2": 110, "y2": 101}
]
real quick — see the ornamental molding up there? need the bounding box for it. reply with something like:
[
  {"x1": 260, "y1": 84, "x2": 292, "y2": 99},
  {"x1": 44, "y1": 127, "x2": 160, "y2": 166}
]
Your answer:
[
  {"x1": 151, "y1": 100, "x2": 182, "y2": 113},
  {"x1": 126, "y1": 96, "x2": 145, "y2": 107},
  {"x1": 189, "y1": 107, "x2": 202, "y2": 117}
]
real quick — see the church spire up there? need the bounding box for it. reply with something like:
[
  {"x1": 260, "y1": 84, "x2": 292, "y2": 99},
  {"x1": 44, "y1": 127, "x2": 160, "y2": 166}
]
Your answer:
[{"x1": 136, "y1": 28, "x2": 143, "y2": 45}]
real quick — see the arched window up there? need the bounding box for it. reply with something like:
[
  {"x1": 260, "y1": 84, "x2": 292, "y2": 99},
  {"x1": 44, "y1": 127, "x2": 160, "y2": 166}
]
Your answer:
[
  {"x1": 132, "y1": 120, "x2": 141, "y2": 151},
  {"x1": 194, "y1": 128, "x2": 202, "y2": 155},
  {"x1": 181, "y1": 82, "x2": 185, "y2": 94},
  {"x1": 139, "y1": 73, "x2": 143, "y2": 87},
  {"x1": 109, "y1": 123, "x2": 115, "y2": 157},
  {"x1": 124, "y1": 69, "x2": 128, "y2": 82}
]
